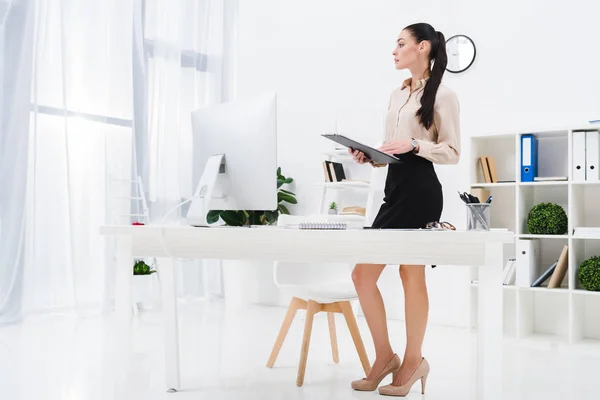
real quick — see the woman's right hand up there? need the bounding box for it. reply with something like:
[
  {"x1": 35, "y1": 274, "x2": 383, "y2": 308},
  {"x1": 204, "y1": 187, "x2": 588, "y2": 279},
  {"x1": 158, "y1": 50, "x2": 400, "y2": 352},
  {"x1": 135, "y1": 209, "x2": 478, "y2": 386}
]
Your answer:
[{"x1": 348, "y1": 148, "x2": 370, "y2": 164}]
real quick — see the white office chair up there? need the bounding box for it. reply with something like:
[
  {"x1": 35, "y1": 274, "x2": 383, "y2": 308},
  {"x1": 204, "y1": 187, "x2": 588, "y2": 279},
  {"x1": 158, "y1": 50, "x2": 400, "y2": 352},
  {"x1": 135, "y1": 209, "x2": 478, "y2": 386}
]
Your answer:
[{"x1": 266, "y1": 214, "x2": 371, "y2": 386}]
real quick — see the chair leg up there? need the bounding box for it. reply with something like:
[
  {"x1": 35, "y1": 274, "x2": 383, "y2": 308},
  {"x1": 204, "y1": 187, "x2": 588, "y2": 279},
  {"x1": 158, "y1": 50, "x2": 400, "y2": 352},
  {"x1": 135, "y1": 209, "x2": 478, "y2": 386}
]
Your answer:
[
  {"x1": 267, "y1": 297, "x2": 304, "y2": 368},
  {"x1": 296, "y1": 300, "x2": 319, "y2": 387},
  {"x1": 339, "y1": 301, "x2": 371, "y2": 376},
  {"x1": 327, "y1": 312, "x2": 339, "y2": 364}
]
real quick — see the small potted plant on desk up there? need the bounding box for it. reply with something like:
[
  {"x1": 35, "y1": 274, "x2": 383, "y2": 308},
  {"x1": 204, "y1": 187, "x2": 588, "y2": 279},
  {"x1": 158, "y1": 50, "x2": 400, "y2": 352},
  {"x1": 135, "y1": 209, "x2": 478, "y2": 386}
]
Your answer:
[
  {"x1": 329, "y1": 201, "x2": 338, "y2": 215},
  {"x1": 132, "y1": 259, "x2": 158, "y2": 313}
]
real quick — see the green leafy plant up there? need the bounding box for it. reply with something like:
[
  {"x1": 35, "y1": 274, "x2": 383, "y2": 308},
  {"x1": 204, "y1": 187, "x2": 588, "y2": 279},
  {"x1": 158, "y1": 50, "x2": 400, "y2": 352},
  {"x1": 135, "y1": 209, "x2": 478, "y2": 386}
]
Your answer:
[
  {"x1": 526, "y1": 202, "x2": 568, "y2": 235},
  {"x1": 578, "y1": 256, "x2": 600, "y2": 291},
  {"x1": 206, "y1": 167, "x2": 297, "y2": 226},
  {"x1": 329, "y1": 201, "x2": 337, "y2": 210},
  {"x1": 133, "y1": 259, "x2": 156, "y2": 275}
]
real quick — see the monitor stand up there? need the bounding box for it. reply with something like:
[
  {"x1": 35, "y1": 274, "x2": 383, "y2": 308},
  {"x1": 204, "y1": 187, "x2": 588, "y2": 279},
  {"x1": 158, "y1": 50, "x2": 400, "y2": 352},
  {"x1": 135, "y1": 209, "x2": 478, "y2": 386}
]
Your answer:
[{"x1": 186, "y1": 154, "x2": 225, "y2": 227}]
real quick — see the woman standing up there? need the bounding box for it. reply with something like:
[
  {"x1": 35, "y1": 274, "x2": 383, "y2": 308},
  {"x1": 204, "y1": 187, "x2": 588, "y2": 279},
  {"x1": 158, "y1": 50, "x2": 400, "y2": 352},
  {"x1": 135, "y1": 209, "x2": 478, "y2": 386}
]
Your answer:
[{"x1": 348, "y1": 23, "x2": 461, "y2": 396}]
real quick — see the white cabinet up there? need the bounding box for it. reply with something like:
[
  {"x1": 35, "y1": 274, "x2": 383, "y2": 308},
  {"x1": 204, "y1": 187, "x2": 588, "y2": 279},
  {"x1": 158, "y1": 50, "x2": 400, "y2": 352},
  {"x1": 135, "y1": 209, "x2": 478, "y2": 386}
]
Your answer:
[{"x1": 469, "y1": 125, "x2": 600, "y2": 352}]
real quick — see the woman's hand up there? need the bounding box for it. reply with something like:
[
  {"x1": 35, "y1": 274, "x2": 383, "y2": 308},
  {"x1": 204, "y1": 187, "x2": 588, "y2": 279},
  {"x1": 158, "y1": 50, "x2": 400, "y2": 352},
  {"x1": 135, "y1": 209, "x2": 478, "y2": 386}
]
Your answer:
[
  {"x1": 348, "y1": 148, "x2": 370, "y2": 164},
  {"x1": 378, "y1": 139, "x2": 415, "y2": 155}
]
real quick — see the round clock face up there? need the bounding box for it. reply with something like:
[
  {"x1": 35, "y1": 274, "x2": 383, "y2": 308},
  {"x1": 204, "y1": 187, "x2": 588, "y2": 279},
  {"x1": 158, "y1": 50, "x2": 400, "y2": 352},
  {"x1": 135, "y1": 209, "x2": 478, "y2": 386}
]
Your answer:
[{"x1": 445, "y1": 35, "x2": 476, "y2": 73}]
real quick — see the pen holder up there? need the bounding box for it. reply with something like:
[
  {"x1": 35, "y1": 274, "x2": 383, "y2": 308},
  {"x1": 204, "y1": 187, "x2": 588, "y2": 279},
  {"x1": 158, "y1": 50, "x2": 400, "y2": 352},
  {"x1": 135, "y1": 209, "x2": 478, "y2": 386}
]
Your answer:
[{"x1": 466, "y1": 204, "x2": 491, "y2": 231}]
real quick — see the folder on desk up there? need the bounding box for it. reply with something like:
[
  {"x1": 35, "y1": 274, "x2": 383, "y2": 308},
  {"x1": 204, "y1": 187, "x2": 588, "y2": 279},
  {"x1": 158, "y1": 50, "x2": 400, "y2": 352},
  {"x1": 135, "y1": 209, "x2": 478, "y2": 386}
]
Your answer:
[
  {"x1": 520, "y1": 134, "x2": 537, "y2": 182},
  {"x1": 586, "y1": 131, "x2": 599, "y2": 181},
  {"x1": 573, "y1": 131, "x2": 587, "y2": 182}
]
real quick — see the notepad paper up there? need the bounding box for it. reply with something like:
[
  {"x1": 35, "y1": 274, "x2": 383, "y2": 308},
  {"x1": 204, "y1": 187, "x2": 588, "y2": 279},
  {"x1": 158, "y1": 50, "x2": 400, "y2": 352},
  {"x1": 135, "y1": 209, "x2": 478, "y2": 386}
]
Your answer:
[{"x1": 285, "y1": 222, "x2": 347, "y2": 230}]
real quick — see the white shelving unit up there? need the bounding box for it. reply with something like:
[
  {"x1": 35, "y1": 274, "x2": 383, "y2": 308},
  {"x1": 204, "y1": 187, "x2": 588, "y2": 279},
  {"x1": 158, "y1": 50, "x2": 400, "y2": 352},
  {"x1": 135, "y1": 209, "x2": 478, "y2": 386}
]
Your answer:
[
  {"x1": 469, "y1": 125, "x2": 600, "y2": 352},
  {"x1": 318, "y1": 149, "x2": 375, "y2": 227}
]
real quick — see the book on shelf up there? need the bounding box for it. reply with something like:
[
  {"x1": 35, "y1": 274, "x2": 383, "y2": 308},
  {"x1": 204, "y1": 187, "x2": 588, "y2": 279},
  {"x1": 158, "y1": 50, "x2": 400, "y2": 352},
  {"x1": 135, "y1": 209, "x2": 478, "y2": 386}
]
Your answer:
[
  {"x1": 340, "y1": 206, "x2": 366, "y2": 216},
  {"x1": 322, "y1": 160, "x2": 346, "y2": 182},
  {"x1": 548, "y1": 245, "x2": 568, "y2": 288},
  {"x1": 478, "y1": 155, "x2": 498, "y2": 183},
  {"x1": 531, "y1": 260, "x2": 557, "y2": 287},
  {"x1": 470, "y1": 187, "x2": 490, "y2": 204},
  {"x1": 503, "y1": 258, "x2": 516, "y2": 285},
  {"x1": 472, "y1": 258, "x2": 516, "y2": 286},
  {"x1": 478, "y1": 156, "x2": 492, "y2": 183},
  {"x1": 530, "y1": 244, "x2": 569, "y2": 288}
]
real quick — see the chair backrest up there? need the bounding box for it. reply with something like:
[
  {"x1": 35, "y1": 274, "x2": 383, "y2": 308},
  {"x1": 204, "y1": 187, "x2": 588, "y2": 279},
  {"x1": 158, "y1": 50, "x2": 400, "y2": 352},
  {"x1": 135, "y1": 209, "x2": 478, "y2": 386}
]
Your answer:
[{"x1": 273, "y1": 214, "x2": 354, "y2": 287}]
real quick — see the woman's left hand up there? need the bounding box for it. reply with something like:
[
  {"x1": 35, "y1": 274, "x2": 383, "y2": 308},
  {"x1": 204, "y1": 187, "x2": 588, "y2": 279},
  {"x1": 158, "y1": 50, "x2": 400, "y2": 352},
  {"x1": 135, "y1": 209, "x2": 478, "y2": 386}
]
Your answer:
[{"x1": 378, "y1": 139, "x2": 415, "y2": 155}]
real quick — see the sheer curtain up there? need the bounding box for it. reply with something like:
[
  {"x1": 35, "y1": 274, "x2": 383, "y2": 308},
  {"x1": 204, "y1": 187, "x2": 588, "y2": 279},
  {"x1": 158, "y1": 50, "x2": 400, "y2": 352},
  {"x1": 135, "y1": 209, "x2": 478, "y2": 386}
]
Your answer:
[
  {"x1": 133, "y1": 0, "x2": 237, "y2": 299},
  {"x1": 0, "y1": 0, "x2": 234, "y2": 322},
  {"x1": 0, "y1": 0, "x2": 35, "y2": 325},
  {"x1": 23, "y1": 0, "x2": 135, "y2": 316}
]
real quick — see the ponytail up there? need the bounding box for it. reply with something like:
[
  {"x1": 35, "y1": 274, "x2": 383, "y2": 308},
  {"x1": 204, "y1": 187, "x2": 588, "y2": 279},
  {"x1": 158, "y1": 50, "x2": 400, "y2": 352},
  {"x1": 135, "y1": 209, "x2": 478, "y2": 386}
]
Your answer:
[{"x1": 405, "y1": 24, "x2": 448, "y2": 130}]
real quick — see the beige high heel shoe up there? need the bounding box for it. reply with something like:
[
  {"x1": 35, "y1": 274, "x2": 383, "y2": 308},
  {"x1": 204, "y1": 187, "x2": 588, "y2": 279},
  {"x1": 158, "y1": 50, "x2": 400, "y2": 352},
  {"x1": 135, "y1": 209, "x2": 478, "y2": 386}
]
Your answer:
[
  {"x1": 351, "y1": 354, "x2": 401, "y2": 391},
  {"x1": 378, "y1": 357, "x2": 430, "y2": 397}
]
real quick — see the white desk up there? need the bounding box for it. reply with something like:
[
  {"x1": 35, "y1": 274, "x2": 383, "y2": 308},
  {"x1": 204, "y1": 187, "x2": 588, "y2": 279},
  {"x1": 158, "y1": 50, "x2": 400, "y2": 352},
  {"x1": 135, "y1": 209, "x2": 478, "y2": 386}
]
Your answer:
[{"x1": 101, "y1": 225, "x2": 513, "y2": 399}]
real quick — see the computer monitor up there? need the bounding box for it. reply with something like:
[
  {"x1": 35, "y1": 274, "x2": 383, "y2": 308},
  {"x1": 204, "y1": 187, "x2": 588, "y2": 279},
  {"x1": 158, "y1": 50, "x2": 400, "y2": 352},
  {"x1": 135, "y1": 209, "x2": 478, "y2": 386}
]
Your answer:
[{"x1": 186, "y1": 91, "x2": 278, "y2": 226}]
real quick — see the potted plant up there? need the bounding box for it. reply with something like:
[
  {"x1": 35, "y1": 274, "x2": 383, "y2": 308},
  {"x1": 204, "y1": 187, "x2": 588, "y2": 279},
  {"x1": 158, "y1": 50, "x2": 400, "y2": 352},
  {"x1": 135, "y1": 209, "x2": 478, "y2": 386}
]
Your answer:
[
  {"x1": 578, "y1": 256, "x2": 600, "y2": 291},
  {"x1": 328, "y1": 201, "x2": 338, "y2": 215},
  {"x1": 526, "y1": 202, "x2": 568, "y2": 235},
  {"x1": 206, "y1": 167, "x2": 297, "y2": 226},
  {"x1": 132, "y1": 259, "x2": 158, "y2": 311},
  {"x1": 205, "y1": 168, "x2": 298, "y2": 308}
]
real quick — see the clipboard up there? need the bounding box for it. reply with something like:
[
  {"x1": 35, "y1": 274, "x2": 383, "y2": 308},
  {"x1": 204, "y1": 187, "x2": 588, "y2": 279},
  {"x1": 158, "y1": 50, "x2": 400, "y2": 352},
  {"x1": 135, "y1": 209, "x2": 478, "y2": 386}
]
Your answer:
[{"x1": 321, "y1": 134, "x2": 402, "y2": 164}]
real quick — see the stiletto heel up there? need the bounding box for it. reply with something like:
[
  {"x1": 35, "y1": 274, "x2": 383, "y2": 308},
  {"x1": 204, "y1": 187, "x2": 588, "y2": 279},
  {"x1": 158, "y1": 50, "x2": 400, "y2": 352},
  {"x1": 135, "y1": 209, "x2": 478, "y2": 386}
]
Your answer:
[
  {"x1": 351, "y1": 354, "x2": 401, "y2": 391},
  {"x1": 379, "y1": 357, "x2": 430, "y2": 397}
]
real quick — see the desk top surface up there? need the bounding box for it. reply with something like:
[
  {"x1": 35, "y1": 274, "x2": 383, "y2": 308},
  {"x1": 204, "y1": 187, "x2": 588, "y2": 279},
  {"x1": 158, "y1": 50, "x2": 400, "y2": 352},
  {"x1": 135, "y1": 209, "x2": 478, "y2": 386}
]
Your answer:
[{"x1": 100, "y1": 225, "x2": 514, "y2": 244}]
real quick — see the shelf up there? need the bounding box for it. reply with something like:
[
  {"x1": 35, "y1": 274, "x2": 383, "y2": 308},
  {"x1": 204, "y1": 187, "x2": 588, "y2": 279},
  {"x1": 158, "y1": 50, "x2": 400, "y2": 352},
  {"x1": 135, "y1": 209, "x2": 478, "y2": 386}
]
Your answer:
[
  {"x1": 322, "y1": 214, "x2": 365, "y2": 221},
  {"x1": 322, "y1": 150, "x2": 352, "y2": 159},
  {"x1": 572, "y1": 289, "x2": 600, "y2": 297},
  {"x1": 507, "y1": 333, "x2": 570, "y2": 350},
  {"x1": 473, "y1": 125, "x2": 598, "y2": 139},
  {"x1": 571, "y1": 180, "x2": 600, "y2": 186},
  {"x1": 523, "y1": 286, "x2": 570, "y2": 294},
  {"x1": 569, "y1": 339, "x2": 600, "y2": 356},
  {"x1": 470, "y1": 182, "x2": 516, "y2": 188},
  {"x1": 572, "y1": 235, "x2": 600, "y2": 240},
  {"x1": 470, "y1": 282, "x2": 518, "y2": 290},
  {"x1": 518, "y1": 234, "x2": 569, "y2": 239},
  {"x1": 474, "y1": 285, "x2": 570, "y2": 293},
  {"x1": 519, "y1": 180, "x2": 568, "y2": 186},
  {"x1": 321, "y1": 181, "x2": 370, "y2": 189}
]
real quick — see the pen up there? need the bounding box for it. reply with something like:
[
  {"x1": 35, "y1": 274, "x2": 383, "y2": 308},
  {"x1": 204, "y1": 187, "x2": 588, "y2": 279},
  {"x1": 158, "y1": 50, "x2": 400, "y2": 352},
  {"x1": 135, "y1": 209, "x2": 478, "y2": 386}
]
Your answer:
[{"x1": 485, "y1": 195, "x2": 493, "y2": 204}]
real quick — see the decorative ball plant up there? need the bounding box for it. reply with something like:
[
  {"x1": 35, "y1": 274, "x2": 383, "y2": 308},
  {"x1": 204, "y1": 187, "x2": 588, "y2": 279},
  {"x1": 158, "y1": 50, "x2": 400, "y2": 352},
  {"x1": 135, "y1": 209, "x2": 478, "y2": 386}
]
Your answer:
[
  {"x1": 526, "y1": 202, "x2": 568, "y2": 235},
  {"x1": 578, "y1": 256, "x2": 600, "y2": 292}
]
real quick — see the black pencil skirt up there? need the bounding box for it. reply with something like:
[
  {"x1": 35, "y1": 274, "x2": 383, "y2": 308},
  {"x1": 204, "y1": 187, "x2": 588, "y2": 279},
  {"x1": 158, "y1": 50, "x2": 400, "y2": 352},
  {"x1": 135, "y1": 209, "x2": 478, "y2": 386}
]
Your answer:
[{"x1": 370, "y1": 151, "x2": 443, "y2": 231}]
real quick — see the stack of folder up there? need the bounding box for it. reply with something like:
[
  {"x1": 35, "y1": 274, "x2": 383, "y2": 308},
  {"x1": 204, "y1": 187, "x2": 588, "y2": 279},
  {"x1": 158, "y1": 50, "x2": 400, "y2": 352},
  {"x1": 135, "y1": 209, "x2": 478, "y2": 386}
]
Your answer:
[{"x1": 573, "y1": 130, "x2": 600, "y2": 181}]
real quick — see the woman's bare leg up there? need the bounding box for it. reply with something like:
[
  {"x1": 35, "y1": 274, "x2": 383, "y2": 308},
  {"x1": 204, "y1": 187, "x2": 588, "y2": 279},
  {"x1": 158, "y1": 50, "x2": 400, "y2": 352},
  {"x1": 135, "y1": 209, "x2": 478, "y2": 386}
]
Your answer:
[
  {"x1": 351, "y1": 263, "x2": 394, "y2": 379},
  {"x1": 395, "y1": 264, "x2": 428, "y2": 385}
]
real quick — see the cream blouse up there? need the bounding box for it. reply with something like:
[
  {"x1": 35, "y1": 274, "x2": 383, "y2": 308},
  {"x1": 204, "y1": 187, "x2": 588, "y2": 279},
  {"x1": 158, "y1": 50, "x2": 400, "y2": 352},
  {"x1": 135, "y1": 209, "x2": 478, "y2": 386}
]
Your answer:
[{"x1": 384, "y1": 77, "x2": 461, "y2": 165}]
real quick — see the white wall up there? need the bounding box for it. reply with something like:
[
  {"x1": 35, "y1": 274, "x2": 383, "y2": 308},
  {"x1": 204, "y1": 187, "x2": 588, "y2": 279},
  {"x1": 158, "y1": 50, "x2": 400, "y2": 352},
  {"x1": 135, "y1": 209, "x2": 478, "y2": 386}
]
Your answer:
[{"x1": 236, "y1": 0, "x2": 600, "y2": 327}]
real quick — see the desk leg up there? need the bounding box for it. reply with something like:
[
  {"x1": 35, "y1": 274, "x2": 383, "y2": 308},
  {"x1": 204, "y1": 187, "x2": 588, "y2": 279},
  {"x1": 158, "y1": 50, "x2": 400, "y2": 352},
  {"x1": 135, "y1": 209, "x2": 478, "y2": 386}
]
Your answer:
[
  {"x1": 159, "y1": 257, "x2": 181, "y2": 393},
  {"x1": 113, "y1": 236, "x2": 133, "y2": 397},
  {"x1": 477, "y1": 242, "x2": 504, "y2": 400},
  {"x1": 115, "y1": 236, "x2": 133, "y2": 320}
]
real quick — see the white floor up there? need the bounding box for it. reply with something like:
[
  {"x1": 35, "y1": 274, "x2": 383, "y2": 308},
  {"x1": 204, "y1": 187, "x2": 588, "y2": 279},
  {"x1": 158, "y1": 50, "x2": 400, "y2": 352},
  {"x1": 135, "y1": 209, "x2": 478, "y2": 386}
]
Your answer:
[{"x1": 1, "y1": 299, "x2": 599, "y2": 400}]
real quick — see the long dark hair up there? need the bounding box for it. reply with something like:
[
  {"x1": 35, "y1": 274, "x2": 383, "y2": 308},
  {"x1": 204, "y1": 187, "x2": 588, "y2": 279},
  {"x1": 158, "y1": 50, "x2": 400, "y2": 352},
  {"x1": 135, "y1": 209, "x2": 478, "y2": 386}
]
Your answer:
[{"x1": 403, "y1": 23, "x2": 448, "y2": 130}]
